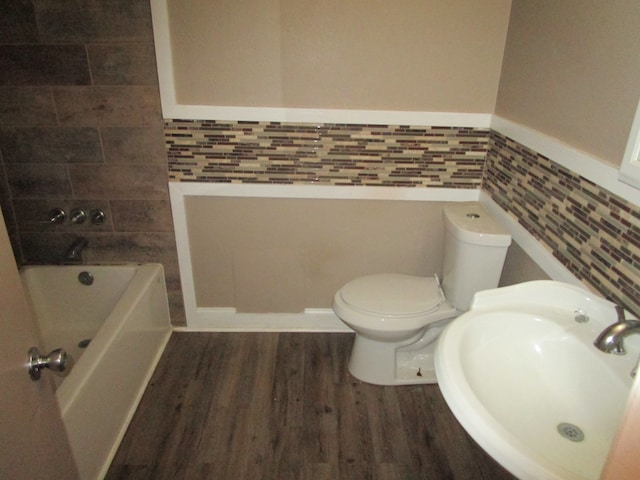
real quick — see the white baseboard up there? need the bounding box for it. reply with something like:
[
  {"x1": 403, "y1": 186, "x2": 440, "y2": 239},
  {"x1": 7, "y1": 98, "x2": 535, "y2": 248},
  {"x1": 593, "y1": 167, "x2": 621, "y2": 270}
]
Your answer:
[{"x1": 174, "y1": 307, "x2": 353, "y2": 333}]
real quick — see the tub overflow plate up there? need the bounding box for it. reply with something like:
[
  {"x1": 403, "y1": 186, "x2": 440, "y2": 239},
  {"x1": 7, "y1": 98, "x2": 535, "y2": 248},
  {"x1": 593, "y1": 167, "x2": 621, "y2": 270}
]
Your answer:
[{"x1": 78, "y1": 271, "x2": 94, "y2": 286}]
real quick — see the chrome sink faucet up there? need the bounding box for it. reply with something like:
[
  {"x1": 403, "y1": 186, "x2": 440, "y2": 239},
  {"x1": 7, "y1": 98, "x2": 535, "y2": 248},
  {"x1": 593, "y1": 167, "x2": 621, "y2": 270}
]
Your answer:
[
  {"x1": 594, "y1": 305, "x2": 640, "y2": 355},
  {"x1": 65, "y1": 237, "x2": 88, "y2": 261}
]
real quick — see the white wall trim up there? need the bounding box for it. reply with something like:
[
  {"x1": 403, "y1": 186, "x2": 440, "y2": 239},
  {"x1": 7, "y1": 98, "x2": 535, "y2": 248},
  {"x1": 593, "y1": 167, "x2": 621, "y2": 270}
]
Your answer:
[
  {"x1": 171, "y1": 184, "x2": 595, "y2": 331},
  {"x1": 619, "y1": 97, "x2": 640, "y2": 190},
  {"x1": 169, "y1": 183, "x2": 605, "y2": 332},
  {"x1": 167, "y1": 105, "x2": 493, "y2": 128},
  {"x1": 174, "y1": 308, "x2": 352, "y2": 333},
  {"x1": 169, "y1": 182, "x2": 481, "y2": 202},
  {"x1": 169, "y1": 183, "x2": 480, "y2": 329},
  {"x1": 165, "y1": 117, "x2": 640, "y2": 330},
  {"x1": 491, "y1": 116, "x2": 640, "y2": 208},
  {"x1": 149, "y1": 0, "x2": 176, "y2": 119},
  {"x1": 150, "y1": 0, "x2": 490, "y2": 128},
  {"x1": 152, "y1": 0, "x2": 639, "y2": 207}
]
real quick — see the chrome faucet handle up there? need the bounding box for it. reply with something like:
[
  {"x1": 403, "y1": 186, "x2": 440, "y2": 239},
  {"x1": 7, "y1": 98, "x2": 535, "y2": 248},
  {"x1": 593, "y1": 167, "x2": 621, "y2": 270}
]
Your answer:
[
  {"x1": 594, "y1": 304, "x2": 640, "y2": 355},
  {"x1": 39, "y1": 208, "x2": 66, "y2": 224},
  {"x1": 70, "y1": 208, "x2": 87, "y2": 224},
  {"x1": 90, "y1": 209, "x2": 106, "y2": 225}
]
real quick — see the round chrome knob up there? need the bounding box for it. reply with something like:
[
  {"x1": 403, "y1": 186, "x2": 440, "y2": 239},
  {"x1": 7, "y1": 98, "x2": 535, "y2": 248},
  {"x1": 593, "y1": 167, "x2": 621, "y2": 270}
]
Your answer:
[
  {"x1": 70, "y1": 209, "x2": 87, "y2": 224},
  {"x1": 90, "y1": 209, "x2": 106, "y2": 225},
  {"x1": 28, "y1": 347, "x2": 74, "y2": 381},
  {"x1": 47, "y1": 208, "x2": 66, "y2": 224}
]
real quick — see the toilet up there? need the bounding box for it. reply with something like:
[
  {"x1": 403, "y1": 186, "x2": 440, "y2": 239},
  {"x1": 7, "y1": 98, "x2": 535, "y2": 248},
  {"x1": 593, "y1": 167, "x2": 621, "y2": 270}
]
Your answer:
[{"x1": 332, "y1": 203, "x2": 512, "y2": 385}]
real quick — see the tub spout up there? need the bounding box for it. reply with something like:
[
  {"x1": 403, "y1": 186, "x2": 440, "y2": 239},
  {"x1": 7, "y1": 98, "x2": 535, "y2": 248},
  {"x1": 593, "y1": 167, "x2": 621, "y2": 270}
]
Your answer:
[
  {"x1": 594, "y1": 305, "x2": 640, "y2": 355},
  {"x1": 65, "y1": 237, "x2": 88, "y2": 261}
]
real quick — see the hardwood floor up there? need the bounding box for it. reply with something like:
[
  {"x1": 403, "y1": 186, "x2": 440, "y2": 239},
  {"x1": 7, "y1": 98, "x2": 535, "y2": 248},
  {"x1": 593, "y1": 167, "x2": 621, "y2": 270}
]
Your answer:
[{"x1": 106, "y1": 333, "x2": 515, "y2": 480}]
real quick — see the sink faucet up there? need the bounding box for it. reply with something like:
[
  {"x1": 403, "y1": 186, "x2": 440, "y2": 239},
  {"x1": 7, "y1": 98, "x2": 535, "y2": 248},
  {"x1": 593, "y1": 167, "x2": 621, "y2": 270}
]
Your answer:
[
  {"x1": 65, "y1": 237, "x2": 88, "y2": 261},
  {"x1": 594, "y1": 305, "x2": 640, "y2": 354}
]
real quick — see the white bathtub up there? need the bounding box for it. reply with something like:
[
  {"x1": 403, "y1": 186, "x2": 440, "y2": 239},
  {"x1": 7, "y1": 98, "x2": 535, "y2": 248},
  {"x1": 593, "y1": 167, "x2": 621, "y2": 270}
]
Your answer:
[{"x1": 21, "y1": 264, "x2": 172, "y2": 480}]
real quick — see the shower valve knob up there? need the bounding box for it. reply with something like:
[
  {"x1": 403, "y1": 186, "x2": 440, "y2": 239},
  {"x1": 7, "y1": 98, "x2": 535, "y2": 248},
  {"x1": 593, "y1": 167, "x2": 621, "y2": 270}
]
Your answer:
[
  {"x1": 90, "y1": 209, "x2": 106, "y2": 225},
  {"x1": 70, "y1": 209, "x2": 87, "y2": 224},
  {"x1": 47, "y1": 208, "x2": 66, "y2": 224}
]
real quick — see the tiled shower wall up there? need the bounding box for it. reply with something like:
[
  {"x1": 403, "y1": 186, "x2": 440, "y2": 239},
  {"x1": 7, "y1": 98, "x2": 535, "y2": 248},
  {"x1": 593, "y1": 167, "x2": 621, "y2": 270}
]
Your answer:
[{"x1": 0, "y1": 0, "x2": 183, "y2": 322}]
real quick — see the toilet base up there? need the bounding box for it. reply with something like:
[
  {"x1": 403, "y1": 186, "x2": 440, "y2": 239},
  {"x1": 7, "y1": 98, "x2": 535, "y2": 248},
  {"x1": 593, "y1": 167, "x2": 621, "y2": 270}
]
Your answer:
[{"x1": 347, "y1": 321, "x2": 451, "y2": 386}]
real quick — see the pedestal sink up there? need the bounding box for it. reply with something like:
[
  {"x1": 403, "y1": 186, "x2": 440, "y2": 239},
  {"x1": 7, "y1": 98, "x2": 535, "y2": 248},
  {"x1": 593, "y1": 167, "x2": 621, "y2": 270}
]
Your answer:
[{"x1": 435, "y1": 281, "x2": 638, "y2": 480}]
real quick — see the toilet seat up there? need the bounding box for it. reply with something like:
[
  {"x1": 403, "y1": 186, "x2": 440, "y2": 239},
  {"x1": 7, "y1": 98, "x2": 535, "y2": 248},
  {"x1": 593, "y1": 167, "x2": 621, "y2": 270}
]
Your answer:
[{"x1": 337, "y1": 274, "x2": 445, "y2": 318}]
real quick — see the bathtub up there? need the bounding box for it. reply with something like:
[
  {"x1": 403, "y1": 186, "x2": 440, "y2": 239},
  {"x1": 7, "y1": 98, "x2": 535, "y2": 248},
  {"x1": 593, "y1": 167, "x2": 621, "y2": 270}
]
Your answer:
[{"x1": 21, "y1": 264, "x2": 172, "y2": 480}]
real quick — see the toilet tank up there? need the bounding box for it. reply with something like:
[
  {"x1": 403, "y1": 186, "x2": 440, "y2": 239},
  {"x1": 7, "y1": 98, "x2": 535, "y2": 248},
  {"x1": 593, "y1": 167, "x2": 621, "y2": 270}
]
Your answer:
[{"x1": 441, "y1": 203, "x2": 511, "y2": 310}]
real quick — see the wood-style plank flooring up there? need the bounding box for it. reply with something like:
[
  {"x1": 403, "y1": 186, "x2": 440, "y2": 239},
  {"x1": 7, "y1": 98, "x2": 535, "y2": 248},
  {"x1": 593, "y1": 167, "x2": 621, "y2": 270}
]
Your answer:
[{"x1": 106, "y1": 333, "x2": 515, "y2": 479}]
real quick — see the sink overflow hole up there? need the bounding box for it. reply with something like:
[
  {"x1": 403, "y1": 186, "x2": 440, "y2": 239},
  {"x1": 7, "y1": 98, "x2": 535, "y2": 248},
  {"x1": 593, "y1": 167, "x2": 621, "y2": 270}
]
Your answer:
[
  {"x1": 557, "y1": 423, "x2": 585, "y2": 442},
  {"x1": 78, "y1": 338, "x2": 91, "y2": 348}
]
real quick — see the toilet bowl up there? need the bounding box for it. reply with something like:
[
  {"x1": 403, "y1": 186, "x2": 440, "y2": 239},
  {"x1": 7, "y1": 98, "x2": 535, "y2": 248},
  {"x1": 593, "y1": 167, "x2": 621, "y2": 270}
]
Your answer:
[{"x1": 332, "y1": 203, "x2": 511, "y2": 386}]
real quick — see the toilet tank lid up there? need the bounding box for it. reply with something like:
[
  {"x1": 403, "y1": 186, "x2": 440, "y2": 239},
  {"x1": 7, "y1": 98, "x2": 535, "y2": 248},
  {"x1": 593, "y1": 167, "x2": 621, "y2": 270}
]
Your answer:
[
  {"x1": 443, "y1": 203, "x2": 512, "y2": 247},
  {"x1": 338, "y1": 274, "x2": 444, "y2": 316}
]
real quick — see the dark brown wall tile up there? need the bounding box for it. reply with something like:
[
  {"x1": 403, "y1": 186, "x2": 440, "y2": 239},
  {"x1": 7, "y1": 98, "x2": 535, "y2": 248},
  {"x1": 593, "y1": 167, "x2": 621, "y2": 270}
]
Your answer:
[
  {"x1": 0, "y1": 45, "x2": 91, "y2": 86},
  {"x1": 20, "y1": 232, "x2": 77, "y2": 264},
  {"x1": 88, "y1": 44, "x2": 158, "y2": 85},
  {"x1": 53, "y1": 86, "x2": 161, "y2": 126},
  {"x1": 6, "y1": 163, "x2": 72, "y2": 197},
  {"x1": 0, "y1": 0, "x2": 38, "y2": 43},
  {"x1": 33, "y1": 0, "x2": 153, "y2": 43},
  {"x1": 101, "y1": 126, "x2": 166, "y2": 163},
  {"x1": 0, "y1": 86, "x2": 57, "y2": 126},
  {"x1": 0, "y1": 162, "x2": 18, "y2": 248},
  {"x1": 167, "y1": 291, "x2": 185, "y2": 326},
  {"x1": 12, "y1": 198, "x2": 58, "y2": 230},
  {"x1": 68, "y1": 164, "x2": 168, "y2": 199},
  {"x1": 83, "y1": 232, "x2": 181, "y2": 290},
  {"x1": 0, "y1": 127, "x2": 102, "y2": 163},
  {"x1": 2, "y1": 0, "x2": 183, "y2": 323},
  {"x1": 110, "y1": 199, "x2": 173, "y2": 232}
]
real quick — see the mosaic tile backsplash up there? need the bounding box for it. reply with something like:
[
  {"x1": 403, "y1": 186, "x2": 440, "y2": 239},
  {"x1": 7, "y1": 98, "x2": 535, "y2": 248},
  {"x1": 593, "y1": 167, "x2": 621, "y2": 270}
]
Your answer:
[
  {"x1": 484, "y1": 131, "x2": 640, "y2": 316},
  {"x1": 164, "y1": 119, "x2": 640, "y2": 317},
  {"x1": 165, "y1": 120, "x2": 489, "y2": 187}
]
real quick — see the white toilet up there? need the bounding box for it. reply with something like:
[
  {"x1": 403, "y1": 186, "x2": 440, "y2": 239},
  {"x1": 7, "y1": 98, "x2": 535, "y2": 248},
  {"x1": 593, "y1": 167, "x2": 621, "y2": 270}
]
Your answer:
[{"x1": 332, "y1": 203, "x2": 512, "y2": 385}]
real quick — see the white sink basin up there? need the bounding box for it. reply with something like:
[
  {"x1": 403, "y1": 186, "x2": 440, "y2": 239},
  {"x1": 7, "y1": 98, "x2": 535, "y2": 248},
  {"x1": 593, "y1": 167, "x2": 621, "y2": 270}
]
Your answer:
[{"x1": 435, "y1": 281, "x2": 638, "y2": 480}]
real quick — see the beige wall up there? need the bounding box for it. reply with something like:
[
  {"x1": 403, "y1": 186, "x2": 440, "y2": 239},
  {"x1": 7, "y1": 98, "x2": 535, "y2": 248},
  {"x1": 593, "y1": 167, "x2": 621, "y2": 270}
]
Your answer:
[
  {"x1": 168, "y1": 0, "x2": 512, "y2": 112},
  {"x1": 498, "y1": 242, "x2": 549, "y2": 287},
  {"x1": 496, "y1": 0, "x2": 640, "y2": 166},
  {"x1": 186, "y1": 197, "x2": 446, "y2": 312},
  {"x1": 186, "y1": 197, "x2": 547, "y2": 313}
]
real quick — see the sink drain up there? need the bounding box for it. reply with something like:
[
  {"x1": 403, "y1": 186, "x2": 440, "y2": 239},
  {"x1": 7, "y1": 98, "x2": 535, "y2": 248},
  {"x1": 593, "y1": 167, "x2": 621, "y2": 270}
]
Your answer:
[{"x1": 557, "y1": 423, "x2": 585, "y2": 442}]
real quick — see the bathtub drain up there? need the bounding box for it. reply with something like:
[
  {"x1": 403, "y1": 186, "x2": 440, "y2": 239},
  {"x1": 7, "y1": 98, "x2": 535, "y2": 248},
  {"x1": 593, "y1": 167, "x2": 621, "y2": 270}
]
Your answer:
[{"x1": 557, "y1": 423, "x2": 584, "y2": 442}]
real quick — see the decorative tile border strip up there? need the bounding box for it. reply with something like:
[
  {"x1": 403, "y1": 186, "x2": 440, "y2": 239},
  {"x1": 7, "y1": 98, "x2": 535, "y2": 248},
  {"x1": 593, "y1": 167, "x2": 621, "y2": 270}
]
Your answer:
[
  {"x1": 165, "y1": 120, "x2": 489, "y2": 188},
  {"x1": 163, "y1": 118, "x2": 640, "y2": 316},
  {"x1": 484, "y1": 131, "x2": 640, "y2": 315}
]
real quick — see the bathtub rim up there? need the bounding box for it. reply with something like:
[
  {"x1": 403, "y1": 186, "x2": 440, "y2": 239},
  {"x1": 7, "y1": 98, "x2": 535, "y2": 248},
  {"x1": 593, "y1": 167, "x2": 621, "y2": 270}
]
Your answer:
[
  {"x1": 20, "y1": 263, "x2": 173, "y2": 479},
  {"x1": 52, "y1": 264, "x2": 167, "y2": 411}
]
